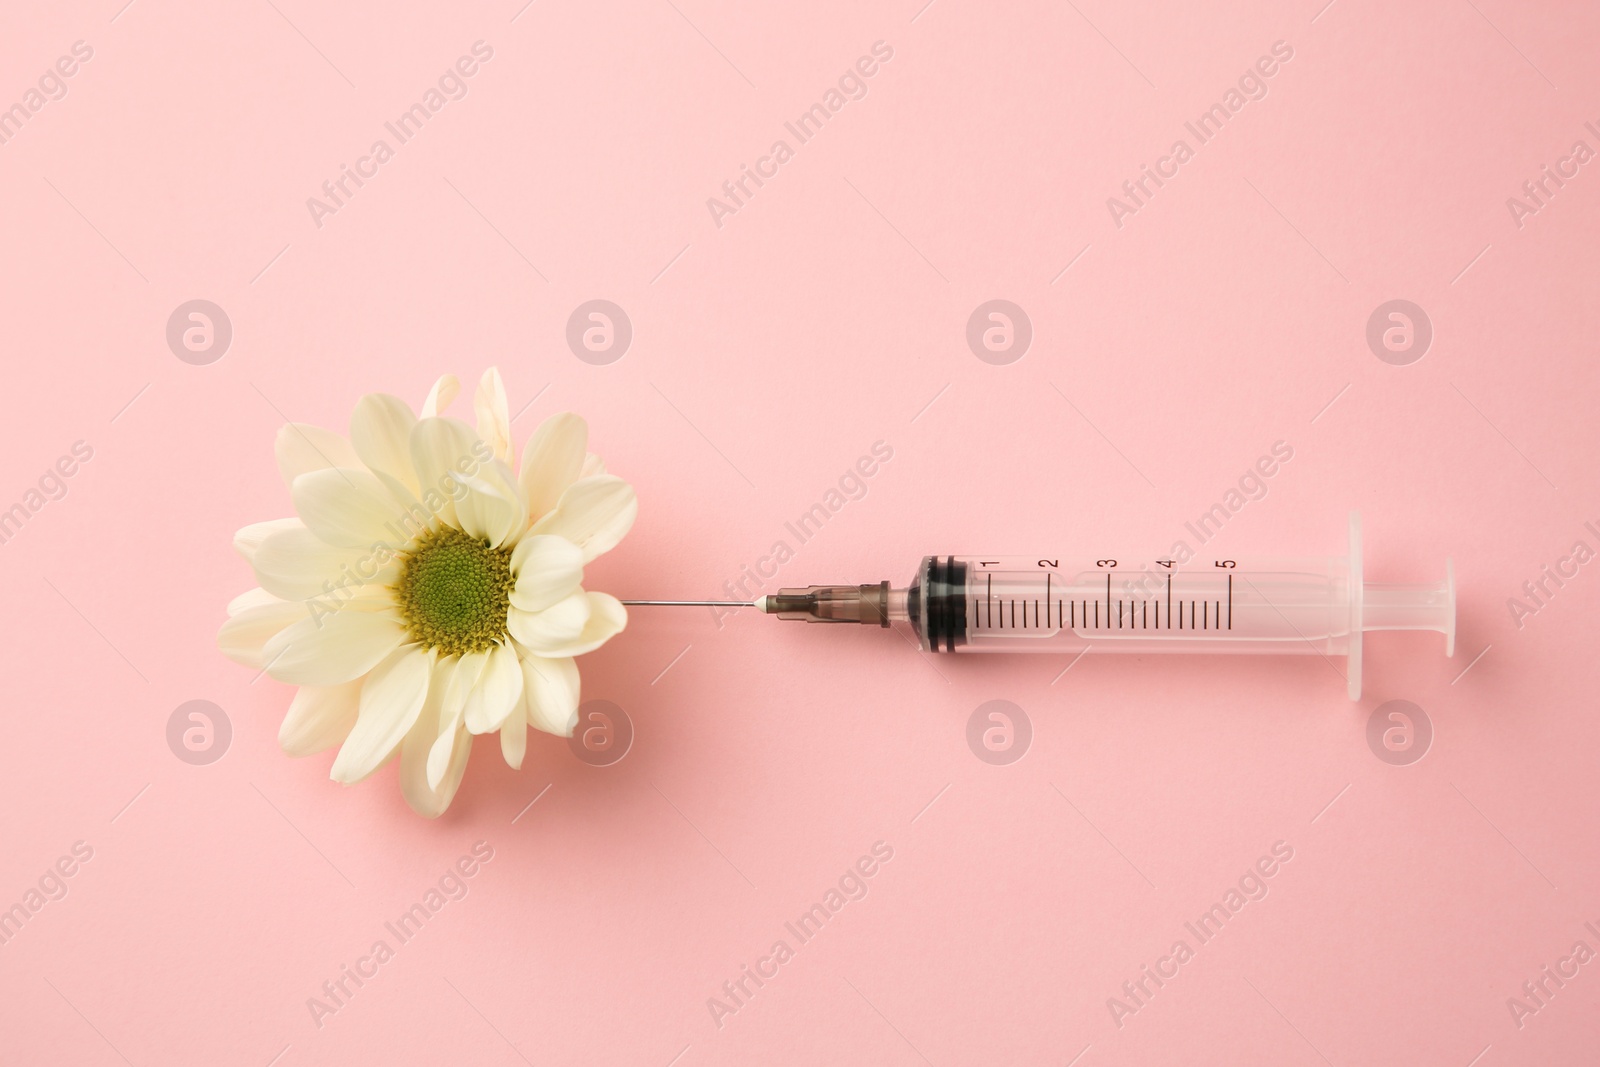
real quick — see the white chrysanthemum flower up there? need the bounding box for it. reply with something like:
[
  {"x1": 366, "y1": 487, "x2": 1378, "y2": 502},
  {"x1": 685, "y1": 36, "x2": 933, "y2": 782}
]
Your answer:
[{"x1": 219, "y1": 368, "x2": 636, "y2": 817}]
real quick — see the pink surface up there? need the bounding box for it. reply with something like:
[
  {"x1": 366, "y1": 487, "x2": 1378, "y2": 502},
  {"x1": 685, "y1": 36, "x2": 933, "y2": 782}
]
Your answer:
[{"x1": 2, "y1": 1, "x2": 1598, "y2": 1063}]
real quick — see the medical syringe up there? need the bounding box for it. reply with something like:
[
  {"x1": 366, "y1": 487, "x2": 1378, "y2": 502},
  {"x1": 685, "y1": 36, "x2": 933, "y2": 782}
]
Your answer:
[{"x1": 622, "y1": 513, "x2": 1455, "y2": 699}]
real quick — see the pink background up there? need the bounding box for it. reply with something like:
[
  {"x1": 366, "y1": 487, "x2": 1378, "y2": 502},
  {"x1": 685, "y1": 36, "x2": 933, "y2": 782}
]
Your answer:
[{"x1": 2, "y1": 0, "x2": 1599, "y2": 1063}]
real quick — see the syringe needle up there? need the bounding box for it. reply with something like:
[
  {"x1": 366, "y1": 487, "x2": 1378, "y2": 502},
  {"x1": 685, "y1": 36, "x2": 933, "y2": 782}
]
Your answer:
[{"x1": 619, "y1": 600, "x2": 754, "y2": 607}]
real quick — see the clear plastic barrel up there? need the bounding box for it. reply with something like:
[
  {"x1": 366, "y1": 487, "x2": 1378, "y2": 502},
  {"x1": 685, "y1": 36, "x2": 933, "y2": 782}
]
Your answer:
[{"x1": 905, "y1": 514, "x2": 1453, "y2": 699}]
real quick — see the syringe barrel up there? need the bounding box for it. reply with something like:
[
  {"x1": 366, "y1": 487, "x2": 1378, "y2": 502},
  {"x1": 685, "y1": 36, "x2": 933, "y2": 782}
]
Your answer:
[
  {"x1": 910, "y1": 554, "x2": 1355, "y2": 655},
  {"x1": 904, "y1": 552, "x2": 1448, "y2": 659}
]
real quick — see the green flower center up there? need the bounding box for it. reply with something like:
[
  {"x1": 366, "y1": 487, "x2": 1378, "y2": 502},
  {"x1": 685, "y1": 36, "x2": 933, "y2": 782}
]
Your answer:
[{"x1": 395, "y1": 527, "x2": 514, "y2": 656}]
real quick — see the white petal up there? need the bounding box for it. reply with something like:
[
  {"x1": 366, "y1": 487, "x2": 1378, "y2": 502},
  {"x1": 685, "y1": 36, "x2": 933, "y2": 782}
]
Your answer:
[
  {"x1": 279, "y1": 682, "x2": 361, "y2": 757},
  {"x1": 366, "y1": 469, "x2": 437, "y2": 541},
  {"x1": 252, "y1": 527, "x2": 390, "y2": 602},
  {"x1": 475, "y1": 367, "x2": 513, "y2": 464},
  {"x1": 410, "y1": 417, "x2": 487, "y2": 529},
  {"x1": 420, "y1": 374, "x2": 460, "y2": 418},
  {"x1": 521, "y1": 654, "x2": 580, "y2": 736},
  {"x1": 218, "y1": 598, "x2": 306, "y2": 668},
  {"x1": 529, "y1": 475, "x2": 637, "y2": 563},
  {"x1": 292, "y1": 467, "x2": 408, "y2": 549},
  {"x1": 426, "y1": 727, "x2": 456, "y2": 791},
  {"x1": 505, "y1": 590, "x2": 590, "y2": 653},
  {"x1": 351, "y1": 393, "x2": 420, "y2": 494},
  {"x1": 409, "y1": 725, "x2": 471, "y2": 818},
  {"x1": 579, "y1": 452, "x2": 606, "y2": 479},
  {"x1": 500, "y1": 707, "x2": 527, "y2": 769},
  {"x1": 262, "y1": 609, "x2": 405, "y2": 686},
  {"x1": 518, "y1": 591, "x2": 630, "y2": 659},
  {"x1": 227, "y1": 587, "x2": 280, "y2": 616},
  {"x1": 331, "y1": 646, "x2": 433, "y2": 783},
  {"x1": 509, "y1": 535, "x2": 584, "y2": 612},
  {"x1": 563, "y1": 592, "x2": 627, "y2": 657},
  {"x1": 430, "y1": 651, "x2": 484, "y2": 788},
  {"x1": 233, "y1": 518, "x2": 302, "y2": 563},
  {"x1": 519, "y1": 412, "x2": 587, "y2": 520},
  {"x1": 276, "y1": 423, "x2": 361, "y2": 487},
  {"x1": 463, "y1": 643, "x2": 524, "y2": 733},
  {"x1": 400, "y1": 689, "x2": 447, "y2": 811},
  {"x1": 454, "y1": 465, "x2": 525, "y2": 548},
  {"x1": 441, "y1": 652, "x2": 484, "y2": 730},
  {"x1": 400, "y1": 657, "x2": 471, "y2": 817}
]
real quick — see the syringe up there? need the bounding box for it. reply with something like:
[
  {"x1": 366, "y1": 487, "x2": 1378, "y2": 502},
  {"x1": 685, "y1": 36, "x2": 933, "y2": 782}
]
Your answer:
[{"x1": 624, "y1": 513, "x2": 1454, "y2": 700}]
